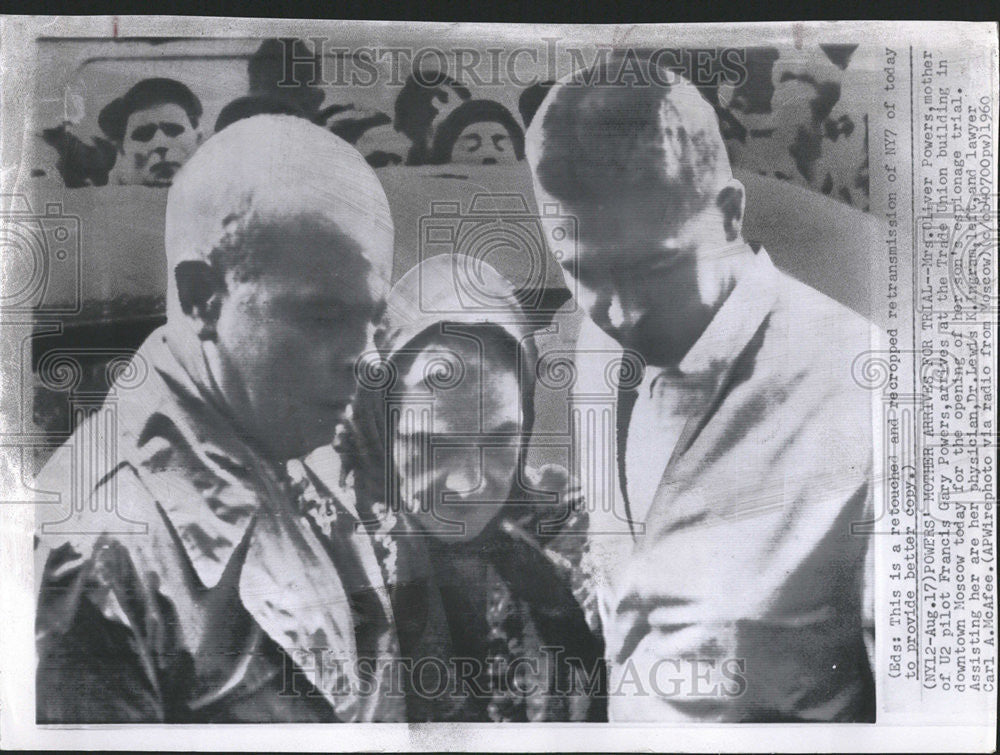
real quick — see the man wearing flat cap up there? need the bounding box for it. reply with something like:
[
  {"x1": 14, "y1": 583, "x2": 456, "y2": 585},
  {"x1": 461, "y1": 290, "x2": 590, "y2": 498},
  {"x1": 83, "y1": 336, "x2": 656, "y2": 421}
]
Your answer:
[
  {"x1": 99, "y1": 77, "x2": 203, "y2": 187},
  {"x1": 35, "y1": 116, "x2": 404, "y2": 722}
]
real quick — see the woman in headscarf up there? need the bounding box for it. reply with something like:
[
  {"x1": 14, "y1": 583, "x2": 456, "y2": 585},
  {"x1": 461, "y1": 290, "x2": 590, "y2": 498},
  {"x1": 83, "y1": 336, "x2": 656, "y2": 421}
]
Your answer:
[{"x1": 340, "y1": 254, "x2": 604, "y2": 722}]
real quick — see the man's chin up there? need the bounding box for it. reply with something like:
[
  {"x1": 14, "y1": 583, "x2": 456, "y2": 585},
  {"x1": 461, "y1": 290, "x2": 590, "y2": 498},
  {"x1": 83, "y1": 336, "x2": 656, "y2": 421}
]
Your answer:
[
  {"x1": 599, "y1": 326, "x2": 642, "y2": 356},
  {"x1": 600, "y1": 327, "x2": 666, "y2": 369}
]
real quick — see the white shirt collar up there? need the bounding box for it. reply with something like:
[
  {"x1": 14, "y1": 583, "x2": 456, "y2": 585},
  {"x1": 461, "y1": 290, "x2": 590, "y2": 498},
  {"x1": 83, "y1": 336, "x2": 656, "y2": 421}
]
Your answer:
[
  {"x1": 680, "y1": 244, "x2": 781, "y2": 375},
  {"x1": 641, "y1": 245, "x2": 781, "y2": 396}
]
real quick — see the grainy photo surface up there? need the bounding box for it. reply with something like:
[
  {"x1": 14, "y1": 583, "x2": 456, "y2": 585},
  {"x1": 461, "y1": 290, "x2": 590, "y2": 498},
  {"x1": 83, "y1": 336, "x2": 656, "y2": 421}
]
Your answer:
[{"x1": 0, "y1": 16, "x2": 996, "y2": 752}]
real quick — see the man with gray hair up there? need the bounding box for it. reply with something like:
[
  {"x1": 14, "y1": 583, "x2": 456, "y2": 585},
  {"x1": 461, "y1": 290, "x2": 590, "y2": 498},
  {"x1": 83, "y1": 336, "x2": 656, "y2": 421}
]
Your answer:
[
  {"x1": 34, "y1": 115, "x2": 402, "y2": 722},
  {"x1": 526, "y1": 55, "x2": 875, "y2": 721}
]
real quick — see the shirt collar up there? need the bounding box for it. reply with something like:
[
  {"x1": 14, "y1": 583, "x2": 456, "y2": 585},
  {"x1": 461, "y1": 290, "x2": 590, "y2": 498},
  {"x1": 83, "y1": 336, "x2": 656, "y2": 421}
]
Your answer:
[
  {"x1": 115, "y1": 328, "x2": 280, "y2": 589},
  {"x1": 676, "y1": 244, "x2": 781, "y2": 377},
  {"x1": 118, "y1": 330, "x2": 395, "y2": 720}
]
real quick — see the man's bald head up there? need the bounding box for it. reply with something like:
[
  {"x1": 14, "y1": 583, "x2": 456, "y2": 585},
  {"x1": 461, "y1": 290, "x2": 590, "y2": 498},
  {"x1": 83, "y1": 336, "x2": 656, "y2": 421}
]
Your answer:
[
  {"x1": 165, "y1": 114, "x2": 394, "y2": 317},
  {"x1": 526, "y1": 56, "x2": 732, "y2": 225}
]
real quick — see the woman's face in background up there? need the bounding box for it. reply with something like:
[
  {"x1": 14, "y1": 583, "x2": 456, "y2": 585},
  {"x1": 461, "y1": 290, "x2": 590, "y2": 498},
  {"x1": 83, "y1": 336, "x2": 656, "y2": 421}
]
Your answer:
[
  {"x1": 390, "y1": 331, "x2": 524, "y2": 541},
  {"x1": 451, "y1": 120, "x2": 517, "y2": 165}
]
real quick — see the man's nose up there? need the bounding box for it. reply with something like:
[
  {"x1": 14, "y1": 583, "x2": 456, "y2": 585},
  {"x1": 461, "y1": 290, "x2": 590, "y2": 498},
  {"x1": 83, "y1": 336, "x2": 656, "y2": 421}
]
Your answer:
[
  {"x1": 607, "y1": 292, "x2": 639, "y2": 331},
  {"x1": 580, "y1": 287, "x2": 609, "y2": 326}
]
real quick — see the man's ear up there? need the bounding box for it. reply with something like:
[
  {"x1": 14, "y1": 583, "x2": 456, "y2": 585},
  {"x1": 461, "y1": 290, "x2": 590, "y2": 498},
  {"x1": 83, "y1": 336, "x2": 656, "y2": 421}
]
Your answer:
[
  {"x1": 174, "y1": 260, "x2": 225, "y2": 340},
  {"x1": 715, "y1": 178, "x2": 745, "y2": 242}
]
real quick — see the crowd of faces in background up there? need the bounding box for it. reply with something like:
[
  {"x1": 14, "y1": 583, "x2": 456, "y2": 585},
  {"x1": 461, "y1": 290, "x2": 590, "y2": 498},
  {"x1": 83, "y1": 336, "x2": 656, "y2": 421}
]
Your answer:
[{"x1": 38, "y1": 38, "x2": 868, "y2": 209}]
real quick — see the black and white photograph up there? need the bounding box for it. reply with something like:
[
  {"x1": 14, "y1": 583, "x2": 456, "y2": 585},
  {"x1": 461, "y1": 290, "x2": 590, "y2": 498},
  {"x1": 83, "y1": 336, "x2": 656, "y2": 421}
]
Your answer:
[{"x1": 0, "y1": 15, "x2": 996, "y2": 752}]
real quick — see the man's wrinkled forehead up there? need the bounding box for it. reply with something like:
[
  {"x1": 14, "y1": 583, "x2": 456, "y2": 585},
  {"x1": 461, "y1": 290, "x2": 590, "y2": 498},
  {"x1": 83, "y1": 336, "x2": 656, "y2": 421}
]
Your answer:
[
  {"x1": 535, "y1": 175, "x2": 712, "y2": 250},
  {"x1": 241, "y1": 209, "x2": 388, "y2": 289}
]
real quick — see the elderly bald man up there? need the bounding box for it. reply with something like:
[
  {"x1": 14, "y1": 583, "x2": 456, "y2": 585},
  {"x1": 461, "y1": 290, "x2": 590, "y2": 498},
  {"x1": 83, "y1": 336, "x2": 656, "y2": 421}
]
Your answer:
[
  {"x1": 34, "y1": 116, "x2": 402, "y2": 723},
  {"x1": 527, "y1": 56, "x2": 875, "y2": 721}
]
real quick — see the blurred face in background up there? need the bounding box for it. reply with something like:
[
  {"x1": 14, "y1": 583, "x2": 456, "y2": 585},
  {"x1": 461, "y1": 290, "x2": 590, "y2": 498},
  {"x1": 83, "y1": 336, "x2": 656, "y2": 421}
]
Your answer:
[
  {"x1": 390, "y1": 332, "x2": 523, "y2": 540},
  {"x1": 451, "y1": 120, "x2": 518, "y2": 165},
  {"x1": 121, "y1": 102, "x2": 200, "y2": 186},
  {"x1": 354, "y1": 123, "x2": 409, "y2": 168}
]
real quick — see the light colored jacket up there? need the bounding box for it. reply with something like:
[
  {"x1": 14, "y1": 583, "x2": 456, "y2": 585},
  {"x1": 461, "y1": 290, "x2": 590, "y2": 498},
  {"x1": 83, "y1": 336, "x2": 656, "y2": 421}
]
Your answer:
[
  {"x1": 567, "y1": 248, "x2": 876, "y2": 722},
  {"x1": 34, "y1": 327, "x2": 402, "y2": 722}
]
